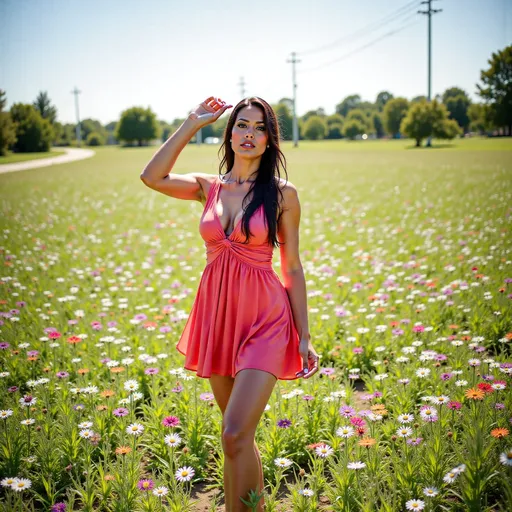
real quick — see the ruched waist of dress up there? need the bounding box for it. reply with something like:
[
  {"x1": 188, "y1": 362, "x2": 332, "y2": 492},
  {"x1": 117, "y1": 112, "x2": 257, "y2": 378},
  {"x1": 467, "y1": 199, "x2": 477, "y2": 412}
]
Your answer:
[{"x1": 204, "y1": 239, "x2": 274, "y2": 271}]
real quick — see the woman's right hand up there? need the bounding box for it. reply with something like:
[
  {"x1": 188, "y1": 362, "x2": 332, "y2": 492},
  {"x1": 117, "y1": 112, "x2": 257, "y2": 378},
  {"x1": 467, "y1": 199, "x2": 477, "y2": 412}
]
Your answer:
[{"x1": 188, "y1": 97, "x2": 233, "y2": 128}]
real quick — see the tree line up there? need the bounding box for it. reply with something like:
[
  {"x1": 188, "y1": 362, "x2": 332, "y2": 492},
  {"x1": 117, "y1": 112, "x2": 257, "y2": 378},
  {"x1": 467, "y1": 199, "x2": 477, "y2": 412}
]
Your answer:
[{"x1": 1, "y1": 45, "x2": 510, "y2": 156}]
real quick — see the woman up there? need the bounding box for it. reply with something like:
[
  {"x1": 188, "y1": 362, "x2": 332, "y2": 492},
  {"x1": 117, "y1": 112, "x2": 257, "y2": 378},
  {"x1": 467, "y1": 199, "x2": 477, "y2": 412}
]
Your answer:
[{"x1": 140, "y1": 96, "x2": 320, "y2": 511}]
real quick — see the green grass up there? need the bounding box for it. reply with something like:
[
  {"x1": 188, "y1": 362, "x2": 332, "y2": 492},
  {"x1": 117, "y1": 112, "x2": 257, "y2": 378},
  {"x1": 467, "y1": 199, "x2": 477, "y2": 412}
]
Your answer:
[
  {"x1": 1, "y1": 136, "x2": 511, "y2": 511},
  {"x1": 0, "y1": 148, "x2": 67, "y2": 164}
]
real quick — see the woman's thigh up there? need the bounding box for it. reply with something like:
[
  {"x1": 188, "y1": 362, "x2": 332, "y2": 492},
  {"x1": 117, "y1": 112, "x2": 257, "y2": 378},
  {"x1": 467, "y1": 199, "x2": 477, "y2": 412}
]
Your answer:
[
  {"x1": 224, "y1": 369, "x2": 277, "y2": 434},
  {"x1": 209, "y1": 373, "x2": 235, "y2": 415}
]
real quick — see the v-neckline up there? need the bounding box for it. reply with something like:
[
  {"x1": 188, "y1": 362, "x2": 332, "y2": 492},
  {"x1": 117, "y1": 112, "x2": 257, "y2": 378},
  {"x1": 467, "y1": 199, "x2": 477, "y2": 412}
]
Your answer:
[{"x1": 214, "y1": 176, "x2": 246, "y2": 239}]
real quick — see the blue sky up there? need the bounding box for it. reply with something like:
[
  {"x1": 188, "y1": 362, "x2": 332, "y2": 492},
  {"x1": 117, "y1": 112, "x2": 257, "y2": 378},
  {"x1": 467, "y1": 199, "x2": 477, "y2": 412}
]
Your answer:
[{"x1": 1, "y1": 0, "x2": 510, "y2": 125}]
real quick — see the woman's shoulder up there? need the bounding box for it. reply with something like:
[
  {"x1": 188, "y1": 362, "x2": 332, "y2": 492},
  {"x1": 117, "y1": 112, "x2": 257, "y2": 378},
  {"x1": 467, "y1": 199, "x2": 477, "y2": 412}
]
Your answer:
[{"x1": 275, "y1": 177, "x2": 299, "y2": 210}]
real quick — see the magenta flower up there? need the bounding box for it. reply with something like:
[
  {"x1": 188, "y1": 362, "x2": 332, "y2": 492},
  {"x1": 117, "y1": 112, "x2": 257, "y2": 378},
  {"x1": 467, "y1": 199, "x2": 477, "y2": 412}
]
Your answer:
[
  {"x1": 144, "y1": 368, "x2": 159, "y2": 375},
  {"x1": 137, "y1": 479, "x2": 155, "y2": 491},
  {"x1": 162, "y1": 416, "x2": 180, "y2": 427},
  {"x1": 412, "y1": 325, "x2": 425, "y2": 333},
  {"x1": 350, "y1": 416, "x2": 366, "y2": 428},
  {"x1": 339, "y1": 405, "x2": 356, "y2": 418},
  {"x1": 113, "y1": 408, "x2": 129, "y2": 417},
  {"x1": 199, "y1": 393, "x2": 214, "y2": 401},
  {"x1": 447, "y1": 401, "x2": 462, "y2": 410},
  {"x1": 277, "y1": 418, "x2": 292, "y2": 428}
]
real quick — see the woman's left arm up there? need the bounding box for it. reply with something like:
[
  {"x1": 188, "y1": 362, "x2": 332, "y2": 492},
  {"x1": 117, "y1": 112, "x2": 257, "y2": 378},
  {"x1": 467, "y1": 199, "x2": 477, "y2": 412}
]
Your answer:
[{"x1": 277, "y1": 183, "x2": 320, "y2": 378}]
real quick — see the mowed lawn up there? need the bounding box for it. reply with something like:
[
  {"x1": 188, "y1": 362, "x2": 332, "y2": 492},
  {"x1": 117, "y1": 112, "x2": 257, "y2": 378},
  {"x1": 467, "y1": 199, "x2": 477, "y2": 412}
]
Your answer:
[{"x1": 1, "y1": 137, "x2": 511, "y2": 511}]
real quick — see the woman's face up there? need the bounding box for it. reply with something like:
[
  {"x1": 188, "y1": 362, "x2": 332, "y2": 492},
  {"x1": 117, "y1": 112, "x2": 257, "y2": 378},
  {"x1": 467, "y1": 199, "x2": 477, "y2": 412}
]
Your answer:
[{"x1": 231, "y1": 105, "x2": 269, "y2": 158}]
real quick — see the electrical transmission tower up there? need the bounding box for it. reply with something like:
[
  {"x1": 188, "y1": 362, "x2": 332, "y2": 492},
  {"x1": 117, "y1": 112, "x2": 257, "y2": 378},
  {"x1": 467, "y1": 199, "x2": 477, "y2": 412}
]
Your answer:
[
  {"x1": 419, "y1": 0, "x2": 442, "y2": 147},
  {"x1": 71, "y1": 87, "x2": 82, "y2": 146},
  {"x1": 238, "y1": 76, "x2": 246, "y2": 99},
  {"x1": 287, "y1": 52, "x2": 301, "y2": 148}
]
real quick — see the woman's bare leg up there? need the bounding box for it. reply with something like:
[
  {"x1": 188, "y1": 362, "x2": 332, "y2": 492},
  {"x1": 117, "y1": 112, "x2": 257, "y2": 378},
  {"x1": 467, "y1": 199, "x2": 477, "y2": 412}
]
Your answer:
[
  {"x1": 222, "y1": 369, "x2": 277, "y2": 511},
  {"x1": 209, "y1": 374, "x2": 235, "y2": 511}
]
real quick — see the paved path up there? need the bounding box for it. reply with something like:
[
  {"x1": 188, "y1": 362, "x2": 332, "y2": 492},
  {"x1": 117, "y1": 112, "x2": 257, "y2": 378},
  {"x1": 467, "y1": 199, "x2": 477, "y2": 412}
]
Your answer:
[{"x1": 0, "y1": 147, "x2": 95, "y2": 174}]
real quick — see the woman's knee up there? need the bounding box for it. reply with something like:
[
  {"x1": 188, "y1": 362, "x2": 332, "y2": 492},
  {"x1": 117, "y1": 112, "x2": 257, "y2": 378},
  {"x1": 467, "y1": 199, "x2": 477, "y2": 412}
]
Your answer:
[{"x1": 222, "y1": 424, "x2": 253, "y2": 459}]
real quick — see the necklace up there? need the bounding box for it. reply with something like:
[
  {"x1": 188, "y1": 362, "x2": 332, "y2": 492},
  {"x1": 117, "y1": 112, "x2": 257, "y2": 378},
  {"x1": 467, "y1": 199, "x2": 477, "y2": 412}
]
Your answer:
[{"x1": 220, "y1": 174, "x2": 257, "y2": 185}]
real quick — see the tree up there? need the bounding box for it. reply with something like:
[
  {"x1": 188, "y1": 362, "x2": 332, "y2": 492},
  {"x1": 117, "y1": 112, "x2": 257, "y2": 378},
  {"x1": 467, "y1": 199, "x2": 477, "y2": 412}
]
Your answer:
[
  {"x1": 343, "y1": 120, "x2": 365, "y2": 140},
  {"x1": 303, "y1": 116, "x2": 327, "y2": 140},
  {"x1": 327, "y1": 124, "x2": 343, "y2": 139},
  {"x1": 442, "y1": 87, "x2": 467, "y2": 104},
  {"x1": 468, "y1": 103, "x2": 493, "y2": 134},
  {"x1": 302, "y1": 109, "x2": 326, "y2": 123},
  {"x1": 400, "y1": 99, "x2": 461, "y2": 147},
  {"x1": 10, "y1": 103, "x2": 54, "y2": 152},
  {"x1": 0, "y1": 90, "x2": 17, "y2": 156},
  {"x1": 81, "y1": 119, "x2": 108, "y2": 144},
  {"x1": 273, "y1": 102, "x2": 293, "y2": 140},
  {"x1": 53, "y1": 122, "x2": 75, "y2": 146},
  {"x1": 444, "y1": 94, "x2": 471, "y2": 133},
  {"x1": 33, "y1": 91, "x2": 57, "y2": 125},
  {"x1": 116, "y1": 106, "x2": 160, "y2": 146},
  {"x1": 335, "y1": 94, "x2": 361, "y2": 117},
  {"x1": 441, "y1": 87, "x2": 471, "y2": 133},
  {"x1": 346, "y1": 109, "x2": 368, "y2": 130},
  {"x1": 376, "y1": 91, "x2": 394, "y2": 111},
  {"x1": 372, "y1": 112, "x2": 385, "y2": 138},
  {"x1": 383, "y1": 97, "x2": 409, "y2": 137},
  {"x1": 86, "y1": 132, "x2": 105, "y2": 146},
  {"x1": 411, "y1": 95, "x2": 427, "y2": 103},
  {"x1": 325, "y1": 114, "x2": 344, "y2": 139},
  {"x1": 476, "y1": 44, "x2": 512, "y2": 135}
]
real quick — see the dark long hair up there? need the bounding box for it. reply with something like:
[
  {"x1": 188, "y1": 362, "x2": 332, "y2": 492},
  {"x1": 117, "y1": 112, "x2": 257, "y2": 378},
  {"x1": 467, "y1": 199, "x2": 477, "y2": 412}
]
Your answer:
[{"x1": 217, "y1": 97, "x2": 288, "y2": 248}]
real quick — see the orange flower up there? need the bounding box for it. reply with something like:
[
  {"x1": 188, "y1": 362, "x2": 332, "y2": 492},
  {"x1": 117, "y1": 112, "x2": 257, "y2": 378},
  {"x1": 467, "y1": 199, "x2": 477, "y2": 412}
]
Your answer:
[
  {"x1": 358, "y1": 437, "x2": 376, "y2": 447},
  {"x1": 100, "y1": 389, "x2": 115, "y2": 398},
  {"x1": 96, "y1": 405, "x2": 108, "y2": 412},
  {"x1": 115, "y1": 446, "x2": 132, "y2": 455},
  {"x1": 371, "y1": 404, "x2": 388, "y2": 416},
  {"x1": 77, "y1": 368, "x2": 89, "y2": 375},
  {"x1": 104, "y1": 474, "x2": 116, "y2": 481},
  {"x1": 491, "y1": 428, "x2": 509, "y2": 439},
  {"x1": 465, "y1": 388, "x2": 485, "y2": 400},
  {"x1": 110, "y1": 367, "x2": 125, "y2": 374},
  {"x1": 67, "y1": 336, "x2": 82, "y2": 345}
]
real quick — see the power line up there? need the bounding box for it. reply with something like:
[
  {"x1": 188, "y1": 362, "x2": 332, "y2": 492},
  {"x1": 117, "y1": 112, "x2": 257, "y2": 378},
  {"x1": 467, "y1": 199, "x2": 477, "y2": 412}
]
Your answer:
[
  {"x1": 298, "y1": 12, "x2": 420, "y2": 74},
  {"x1": 298, "y1": 0, "x2": 421, "y2": 56}
]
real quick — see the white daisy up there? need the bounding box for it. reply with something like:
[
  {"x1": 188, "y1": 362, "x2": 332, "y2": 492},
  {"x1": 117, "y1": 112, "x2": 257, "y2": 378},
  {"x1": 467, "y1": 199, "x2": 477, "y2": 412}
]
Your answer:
[
  {"x1": 405, "y1": 499, "x2": 425, "y2": 510},
  {"x1": 336, "y1": 426, "x2": 355, "y2": 438},
  {"x1": 164, "y1": 433, "x2": 182, "y2": 447},
  {"x1": 126, "y1": 423, "x2": 144, "y2": 436},
  {"x1": 274, "y1": 457, "x2": 293, "y2": 468}
]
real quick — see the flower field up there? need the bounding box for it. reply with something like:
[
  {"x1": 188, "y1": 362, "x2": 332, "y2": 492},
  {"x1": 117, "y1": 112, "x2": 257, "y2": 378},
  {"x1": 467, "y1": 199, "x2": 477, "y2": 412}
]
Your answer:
[{"x1": 0, "y1": 138, "x2": 511, "y2": 511}]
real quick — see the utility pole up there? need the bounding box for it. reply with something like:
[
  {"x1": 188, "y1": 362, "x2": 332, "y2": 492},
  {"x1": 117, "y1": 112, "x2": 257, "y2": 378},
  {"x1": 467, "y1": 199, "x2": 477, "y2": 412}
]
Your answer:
[
  {"x1": 287, "y1": 52, "x2": 301, "y2": 148},
  {"x1": 238, "y1": 76, "x2": 246, "y2": 99},
  {"x1": 419, "y1": 0, "x2": 442, "y2": 147},
  {"x1": 71, "y1": 87, "x2": 82, "y2": 146}
]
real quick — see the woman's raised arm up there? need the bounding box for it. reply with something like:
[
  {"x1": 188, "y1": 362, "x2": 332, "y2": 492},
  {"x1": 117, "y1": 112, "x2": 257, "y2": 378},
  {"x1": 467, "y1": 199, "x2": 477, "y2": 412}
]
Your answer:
[{"x1": 140, "y1": 97, "x2": 231, "y2": 201}]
